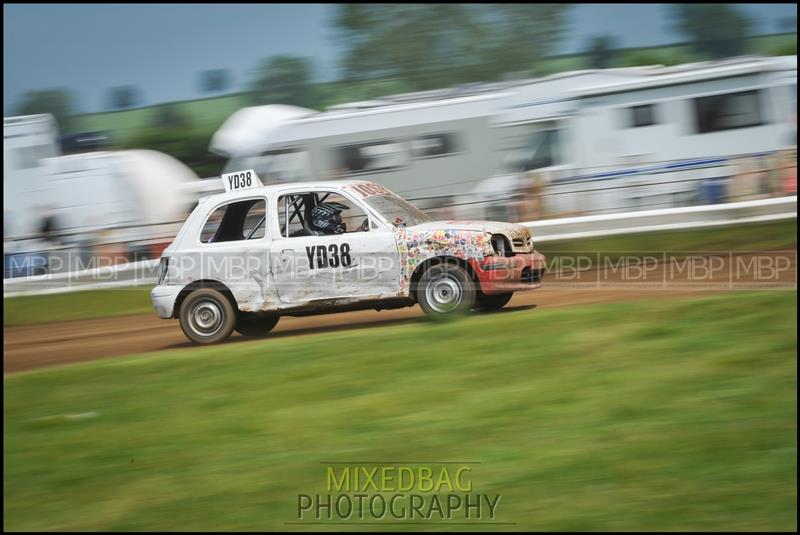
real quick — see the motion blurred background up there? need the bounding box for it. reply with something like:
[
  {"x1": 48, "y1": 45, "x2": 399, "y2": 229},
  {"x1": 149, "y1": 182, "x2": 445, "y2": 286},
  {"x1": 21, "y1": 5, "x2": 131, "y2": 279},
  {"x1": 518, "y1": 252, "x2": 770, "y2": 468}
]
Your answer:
[
  {"x1": 3, "y1": 3, "x2": 797, "y2": 272},
  {"x1": 3, "y1": 3, "x2": 798, "y2": 532}
]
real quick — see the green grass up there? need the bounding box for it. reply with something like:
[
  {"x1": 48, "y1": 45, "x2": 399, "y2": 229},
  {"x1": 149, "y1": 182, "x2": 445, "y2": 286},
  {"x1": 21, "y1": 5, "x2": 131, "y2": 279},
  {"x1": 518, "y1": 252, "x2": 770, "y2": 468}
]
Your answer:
[
  {"x1": 3, "y1": 288, "x2": 154, "y2": 327},
  {"x1": 70, "y1": 93, "x2": 251, "y2": 143},
  {"x1": 4, "y1": 291, "x2": 797, "y2": 530},
  {"x1": 541, "y1": 32, "x2": 797, "y2": 72},
  {"x1": 749, "y1": 32, "x2": 797, "y2": 55},
  {"x1": 3, "y1": 220, "x2": 796, "y2": 328},
  {"x1": 539, "y1": 219, "x2": 798, "y2": 257}
]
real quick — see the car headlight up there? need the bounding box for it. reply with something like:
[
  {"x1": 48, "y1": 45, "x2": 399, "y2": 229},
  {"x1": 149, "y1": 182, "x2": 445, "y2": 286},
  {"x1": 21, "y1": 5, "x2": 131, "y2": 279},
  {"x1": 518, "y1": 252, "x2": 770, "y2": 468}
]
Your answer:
[
  {"x1": 490, "y1": 234, "x2": 513, "y2": 257},
  {"x1": 510, "y1": 230, "x2": 534, "y2": 252},
  {"x1": 158, "y1": 257, "x2": 170, "y2": 284}
]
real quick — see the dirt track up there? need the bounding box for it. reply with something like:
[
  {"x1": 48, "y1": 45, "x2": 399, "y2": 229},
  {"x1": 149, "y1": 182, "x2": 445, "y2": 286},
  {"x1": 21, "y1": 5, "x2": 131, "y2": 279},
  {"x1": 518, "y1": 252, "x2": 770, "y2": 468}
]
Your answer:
[{"x1": 4, "y1": 251, "x2": 796, "y2": 373}]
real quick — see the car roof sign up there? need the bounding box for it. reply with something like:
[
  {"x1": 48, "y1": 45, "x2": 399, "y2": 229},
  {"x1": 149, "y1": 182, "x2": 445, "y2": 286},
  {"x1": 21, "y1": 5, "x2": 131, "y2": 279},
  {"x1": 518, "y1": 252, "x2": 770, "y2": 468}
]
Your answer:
[{"x1": 221, "y1": 169, "x2": 264, "y2": 193}]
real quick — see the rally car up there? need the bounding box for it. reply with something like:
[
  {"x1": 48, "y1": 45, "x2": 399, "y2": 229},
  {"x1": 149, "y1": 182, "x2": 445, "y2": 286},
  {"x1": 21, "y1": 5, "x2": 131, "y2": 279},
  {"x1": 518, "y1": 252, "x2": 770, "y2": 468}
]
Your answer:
[{"x1": 151, "y1": 170, "x2": 546, "y2": 344}]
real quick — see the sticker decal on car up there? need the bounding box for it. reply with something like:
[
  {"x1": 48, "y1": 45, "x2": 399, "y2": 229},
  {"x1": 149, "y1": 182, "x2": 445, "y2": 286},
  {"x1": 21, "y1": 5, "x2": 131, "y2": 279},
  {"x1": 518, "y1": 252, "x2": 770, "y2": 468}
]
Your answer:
[{"x1": 347, "y1": 182, "x2": 391, "y2": 198}]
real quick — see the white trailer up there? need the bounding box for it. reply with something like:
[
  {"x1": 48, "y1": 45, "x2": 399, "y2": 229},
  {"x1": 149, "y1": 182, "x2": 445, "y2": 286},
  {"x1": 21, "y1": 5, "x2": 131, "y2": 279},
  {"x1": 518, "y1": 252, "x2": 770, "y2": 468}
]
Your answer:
[
  {"x1": 3, "y1": 114, "x2": 61, "y2": 240},
  {"x1": 3, "y1": 114, "x2": 200, "y2": 257}
]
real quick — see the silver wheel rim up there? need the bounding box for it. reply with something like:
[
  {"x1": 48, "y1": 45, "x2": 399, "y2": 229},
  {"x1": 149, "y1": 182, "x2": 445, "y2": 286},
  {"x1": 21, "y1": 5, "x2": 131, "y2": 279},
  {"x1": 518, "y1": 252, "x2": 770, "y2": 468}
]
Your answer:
[
  {"x1": 188, "y1": 298, "x2": 224, "y2": 337},
  {"x1": 425, "y1": 273, "x2": 463, "y2": 313}
]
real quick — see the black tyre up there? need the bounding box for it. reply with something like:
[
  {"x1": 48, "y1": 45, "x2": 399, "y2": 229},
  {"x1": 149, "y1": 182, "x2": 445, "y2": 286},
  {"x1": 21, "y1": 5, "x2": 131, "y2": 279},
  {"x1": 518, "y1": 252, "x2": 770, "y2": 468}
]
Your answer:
[
  {"x1": 235, "y1": 313, "x2": 280, "y2": 338},
  {"x1": 475, "y1": 292, "x2": 513, "y2": 312},
  {"x1": 416, "y1": 262, "x2": 476, "y2": 319},
  {"x1": 178, "y1": 288, "x2": 236, "y2": 345}
]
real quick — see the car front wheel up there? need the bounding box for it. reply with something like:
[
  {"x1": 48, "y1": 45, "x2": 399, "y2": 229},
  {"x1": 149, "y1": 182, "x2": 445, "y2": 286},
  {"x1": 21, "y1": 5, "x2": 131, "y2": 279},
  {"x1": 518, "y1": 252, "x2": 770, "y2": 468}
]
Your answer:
[
  {"x1": 416, "y1": 262, "x2": 476, "y2": 319},
  {"x1": 179, "y1": 288, "x2": 236, "y2": 344}
]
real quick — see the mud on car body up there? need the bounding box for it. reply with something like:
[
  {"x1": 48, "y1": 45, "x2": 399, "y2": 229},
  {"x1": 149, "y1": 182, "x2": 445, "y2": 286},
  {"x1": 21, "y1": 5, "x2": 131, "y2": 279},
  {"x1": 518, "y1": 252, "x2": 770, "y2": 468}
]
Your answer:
[{"x1": 151, "y1": 171, "x2": 546, "y2": 344}]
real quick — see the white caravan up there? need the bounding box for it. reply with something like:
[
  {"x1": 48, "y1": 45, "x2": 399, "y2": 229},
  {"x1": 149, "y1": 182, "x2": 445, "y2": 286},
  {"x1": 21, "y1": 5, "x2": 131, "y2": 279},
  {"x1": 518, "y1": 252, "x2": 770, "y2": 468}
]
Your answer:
[
  {"x1": 211, "y1": 56, "x2": 796, "y2": 220},
  {"x1": 491, "y1": 55, "x2": 797, "y2": 217}
]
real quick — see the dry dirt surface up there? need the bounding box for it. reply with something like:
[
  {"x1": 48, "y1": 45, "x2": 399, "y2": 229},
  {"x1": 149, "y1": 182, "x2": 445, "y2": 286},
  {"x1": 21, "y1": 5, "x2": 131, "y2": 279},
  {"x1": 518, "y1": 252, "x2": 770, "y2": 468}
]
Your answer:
[{"x1": 4, "y1": 251, "x2": 796, "y2": 373}]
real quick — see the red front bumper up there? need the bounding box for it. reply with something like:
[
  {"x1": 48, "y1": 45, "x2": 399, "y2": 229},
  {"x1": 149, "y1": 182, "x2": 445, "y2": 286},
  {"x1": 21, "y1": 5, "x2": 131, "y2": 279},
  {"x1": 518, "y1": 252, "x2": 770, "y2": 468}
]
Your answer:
[{"x1": 469, "y1": 251, "x2": 547, "y2": 295}]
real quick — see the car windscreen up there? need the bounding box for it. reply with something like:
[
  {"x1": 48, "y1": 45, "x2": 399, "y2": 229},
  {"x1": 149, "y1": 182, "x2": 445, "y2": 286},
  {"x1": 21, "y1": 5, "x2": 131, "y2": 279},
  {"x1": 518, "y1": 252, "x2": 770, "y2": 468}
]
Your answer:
[{"x1": 363, "y1": 193, "x2": 432, "y2": 228}]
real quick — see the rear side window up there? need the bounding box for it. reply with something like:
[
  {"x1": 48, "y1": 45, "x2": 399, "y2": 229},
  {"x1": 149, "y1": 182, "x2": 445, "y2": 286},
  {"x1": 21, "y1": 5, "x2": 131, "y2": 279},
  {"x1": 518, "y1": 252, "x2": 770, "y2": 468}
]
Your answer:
[
  {"x1": 200, "y1": 199, "x2": 266, "y2": 243},
  {"x1": 336, "y1": 140, "x2": 408, "y2": 173}
]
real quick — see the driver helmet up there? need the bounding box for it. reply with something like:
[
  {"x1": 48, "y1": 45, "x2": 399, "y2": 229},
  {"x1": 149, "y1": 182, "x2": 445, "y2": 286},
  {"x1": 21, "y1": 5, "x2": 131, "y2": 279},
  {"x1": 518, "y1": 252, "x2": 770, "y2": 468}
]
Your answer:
[{"x1": 310, "y1": 202, "x2": 349, "y2": 235}]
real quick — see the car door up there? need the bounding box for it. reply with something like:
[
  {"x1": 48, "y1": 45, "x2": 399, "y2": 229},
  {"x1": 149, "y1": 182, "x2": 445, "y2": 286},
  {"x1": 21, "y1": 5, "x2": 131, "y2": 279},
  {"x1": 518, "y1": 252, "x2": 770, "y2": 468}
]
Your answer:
[
  {"x1": 193, "y1": 195, "x2": 273, "y2": 311},
  {"x1": 270, "y1": 188, "x2": 400, "y2": 304}
]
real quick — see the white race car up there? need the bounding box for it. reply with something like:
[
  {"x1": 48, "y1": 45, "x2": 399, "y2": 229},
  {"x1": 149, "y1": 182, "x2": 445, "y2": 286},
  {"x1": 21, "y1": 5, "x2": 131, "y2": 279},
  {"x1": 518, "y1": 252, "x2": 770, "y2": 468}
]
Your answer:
[{"x1": 151, "y1": 171, "x2": 546, "y2": 344}]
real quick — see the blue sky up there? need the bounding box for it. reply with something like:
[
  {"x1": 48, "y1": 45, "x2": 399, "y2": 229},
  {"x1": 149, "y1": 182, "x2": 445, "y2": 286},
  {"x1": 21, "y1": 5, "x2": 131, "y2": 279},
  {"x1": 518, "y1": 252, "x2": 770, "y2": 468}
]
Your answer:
[{"x1": 3, "y1": 3, "x2": 797, "y2": 114}]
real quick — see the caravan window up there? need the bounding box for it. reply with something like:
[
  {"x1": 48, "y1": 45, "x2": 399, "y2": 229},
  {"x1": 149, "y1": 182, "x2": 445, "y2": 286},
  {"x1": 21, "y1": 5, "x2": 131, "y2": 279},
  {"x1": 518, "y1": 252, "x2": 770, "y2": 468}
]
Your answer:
[
  {"x1": 499, "y1": 123, "x2": 562, "y2": 173},
  {"x1": 411, "y1": 133, "x2": 459, "y2": 158},
  {"x1": 693, "y1": 90, "x2": 764, "y2": 134},
  {"x1": 336, "y1": 140, "x2": 408, "y2": 174},
  {"x1": 627, "y1": 104, "x2": 657, "y2": 128},
  {"x1": 524, "y1": 128, "x2": 561, "y2": 170}
]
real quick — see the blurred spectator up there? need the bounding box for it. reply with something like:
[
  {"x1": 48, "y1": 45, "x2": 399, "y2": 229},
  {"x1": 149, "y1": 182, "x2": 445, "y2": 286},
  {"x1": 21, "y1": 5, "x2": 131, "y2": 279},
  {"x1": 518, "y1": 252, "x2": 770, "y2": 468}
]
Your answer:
[
  {"x1": 781, "y1": 148, "x2": 797, "y2": 195},
  {"x1": 32, "y1": 206, "x2": 64, "y2": 275},
  {"x1": 521, "y1": 170, "x2": 547, "y2": 220},
  {"x1": 755, "y1": 155, "x2": 770, "y2": 199},
  {"x1": 730, "y1": 156, "x2": 760, "y2": 202},
  {"x1": 92, "y1": 228, "x2": 129, "y2": 267},
  {"x1": 766, "y1": 152, "x2": 784, "y2": 197},
  {"x1": 38, "y1": 206, "x2": 63, "y2": 246}
]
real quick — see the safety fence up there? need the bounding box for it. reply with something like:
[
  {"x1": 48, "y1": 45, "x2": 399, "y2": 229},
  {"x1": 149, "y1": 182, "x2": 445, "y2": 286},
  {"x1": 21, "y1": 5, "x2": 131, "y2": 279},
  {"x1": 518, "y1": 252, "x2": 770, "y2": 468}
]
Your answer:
[{"x1": 4, "y1": 195, "x2": 795, "y2": 298}]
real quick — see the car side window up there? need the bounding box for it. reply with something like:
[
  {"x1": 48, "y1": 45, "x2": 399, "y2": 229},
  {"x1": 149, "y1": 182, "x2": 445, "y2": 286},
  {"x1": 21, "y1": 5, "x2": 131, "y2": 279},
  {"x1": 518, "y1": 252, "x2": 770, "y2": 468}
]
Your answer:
[
  {"x1": 325, "y1": 193, "x2": 369, "y2": 234},
  {"x1": 278, "y1": 194, "x2": 309, "y2": 238},
  {"x1": 200, "y1": 198, "x2": 267, "y2": 243},
  {"x1": 242, "y1": 200, "x2": 266, "y2": 239},
  {"x1": 278, "y1": 191, "x2": 370, "y2": 238}
]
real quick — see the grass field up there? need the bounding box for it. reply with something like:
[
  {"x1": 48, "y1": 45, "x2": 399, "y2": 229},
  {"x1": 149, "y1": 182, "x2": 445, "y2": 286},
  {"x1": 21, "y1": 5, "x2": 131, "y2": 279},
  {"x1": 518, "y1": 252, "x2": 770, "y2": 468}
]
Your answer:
[
  {"x1": 3, "y1": 287, "x2": 155, "y2": 327},
  {"x1": 4, "y1": 219, "x2": 796, "y2": 327},
  {"x1": 540, "y1": 219, "x2": 798, "y2": 255},
  {"x1": 3, "y1": 290, "x2": 797, "y2": 531}
]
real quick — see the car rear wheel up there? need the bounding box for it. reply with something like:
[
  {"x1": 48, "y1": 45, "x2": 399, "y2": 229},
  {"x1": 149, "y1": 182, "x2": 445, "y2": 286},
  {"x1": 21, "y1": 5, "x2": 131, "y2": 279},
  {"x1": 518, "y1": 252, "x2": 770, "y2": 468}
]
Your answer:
[
  {"x1": 417, "y1": 262, "x2": 476, "y2": 319},
  {"x1": 235, "y1": 313, "x2": 280, "y2": 338},
  {"x1": 475, "y1": 292, "x2": 513, "y2": 312},
  {"x1": 179, "y1": 288, "x2": 236, "y2": 345}
]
